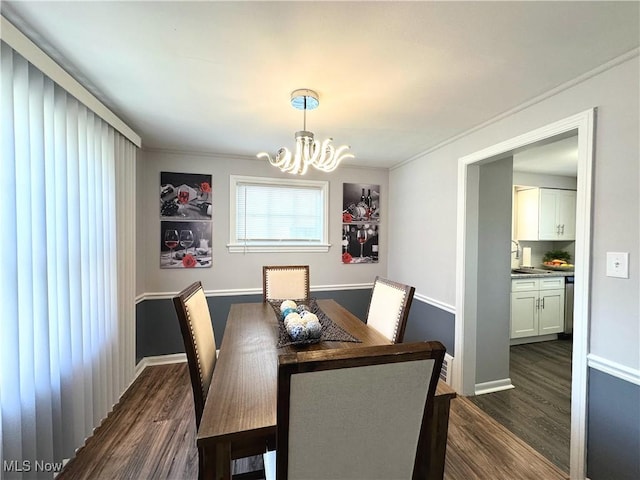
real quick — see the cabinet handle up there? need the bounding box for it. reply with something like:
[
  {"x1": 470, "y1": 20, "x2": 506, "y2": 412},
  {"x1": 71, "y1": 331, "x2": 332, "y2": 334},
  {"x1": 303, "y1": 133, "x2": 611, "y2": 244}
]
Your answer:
[
  {"x1": 556, "y1": 224, "x2": 561, "y2": 235},
  {"x1": 561, "y1": 224, "x2": 565, "y2": 235},
  {"x1": 541, "y1": 298, "x2": 545, "y2": 309},
  {"x1": 536, "y1": 298, "x2": 540, "y2": 309}
]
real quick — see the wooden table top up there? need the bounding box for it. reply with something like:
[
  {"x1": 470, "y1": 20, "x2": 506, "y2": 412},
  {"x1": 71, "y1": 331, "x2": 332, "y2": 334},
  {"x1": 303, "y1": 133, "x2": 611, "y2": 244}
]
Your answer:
[{"x1": 196, "y1": 299, "x2": 454, "y2": 449}]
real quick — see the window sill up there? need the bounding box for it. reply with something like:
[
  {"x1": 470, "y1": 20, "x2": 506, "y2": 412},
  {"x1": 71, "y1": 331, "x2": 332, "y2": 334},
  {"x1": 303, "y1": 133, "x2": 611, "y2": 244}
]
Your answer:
[{"x1": 227, "y1": 243, "x2": 331, "y2": 253}]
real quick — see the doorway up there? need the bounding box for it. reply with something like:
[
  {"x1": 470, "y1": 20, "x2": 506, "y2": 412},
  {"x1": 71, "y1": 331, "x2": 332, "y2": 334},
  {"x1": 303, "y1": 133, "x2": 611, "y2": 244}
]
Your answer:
[{"x1": 453, "y1": 109, "x2": 595, "y2": 479}]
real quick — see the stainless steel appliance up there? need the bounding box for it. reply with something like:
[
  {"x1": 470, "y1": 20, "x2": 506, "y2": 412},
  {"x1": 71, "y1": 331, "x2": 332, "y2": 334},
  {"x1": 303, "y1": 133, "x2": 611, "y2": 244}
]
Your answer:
[{"x1": 564, "y1": 276, "x2": 574, "y2": 334}]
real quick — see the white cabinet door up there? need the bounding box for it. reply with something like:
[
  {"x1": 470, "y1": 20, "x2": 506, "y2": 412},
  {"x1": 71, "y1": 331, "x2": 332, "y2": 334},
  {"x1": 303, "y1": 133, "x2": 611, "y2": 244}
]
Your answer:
[
  {"x1": 557, "y1": 190, "x2": 576, "y2": 240},
  {"x1": 516, "y1": 188, "x2": 576, "y2": 241},
  {"x1": 538, "y1": 189, "x2": 560, "y2": 240},
  {"x1": 538, "y1": 288, "x2": 565, "y2": 334},
  {"x1": 511, "y1": 291, "x2": 539, "y2": 338}
]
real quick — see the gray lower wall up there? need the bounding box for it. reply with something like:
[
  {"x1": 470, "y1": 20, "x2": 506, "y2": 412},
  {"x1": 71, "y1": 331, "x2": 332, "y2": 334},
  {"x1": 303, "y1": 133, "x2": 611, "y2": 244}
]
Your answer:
[
  {"x1": 136, "y1": 288, "x2": 373, "y2": 362},
  {"x1": 136, "y1": 288, "x2": 456, "y2": 361},
  {"x1": 403, "y1": 300, "x2": 455, "y2": 356},
  {"x1": 587, "y1": 368, "x2": 640, "y2": 480}
]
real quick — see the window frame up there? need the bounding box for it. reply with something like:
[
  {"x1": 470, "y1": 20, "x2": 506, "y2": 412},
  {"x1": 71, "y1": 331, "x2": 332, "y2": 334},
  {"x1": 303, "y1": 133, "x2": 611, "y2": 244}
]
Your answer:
[{"x1": 228, "y1": 175, "x2": 330, "y2": 253}]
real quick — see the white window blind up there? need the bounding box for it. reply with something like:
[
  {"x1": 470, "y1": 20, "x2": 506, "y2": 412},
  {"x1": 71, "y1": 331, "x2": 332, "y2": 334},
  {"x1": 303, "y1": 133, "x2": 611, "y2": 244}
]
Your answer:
[
  {"x1": 0, "y1": 40, "x2": 137, "y2": 474},
  {"x1": 229, "y1": 176, "x2": 329, "y2": 253}
]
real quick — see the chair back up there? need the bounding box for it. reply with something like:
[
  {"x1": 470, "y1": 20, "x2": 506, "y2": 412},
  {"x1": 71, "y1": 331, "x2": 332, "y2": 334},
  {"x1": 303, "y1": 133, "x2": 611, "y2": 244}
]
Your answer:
[
  {"x1": 173, "y1": 281, "x2": 217, "y2": 428},
  {"x1": 263, "y1": 265, "x2": 310, "y2": 302},
  {"x1": 366, "y1": 276, "x2": 415, "y2": 343},
  {"x1": 275, "y1": 341, "x2": 445, "y2": 480}
]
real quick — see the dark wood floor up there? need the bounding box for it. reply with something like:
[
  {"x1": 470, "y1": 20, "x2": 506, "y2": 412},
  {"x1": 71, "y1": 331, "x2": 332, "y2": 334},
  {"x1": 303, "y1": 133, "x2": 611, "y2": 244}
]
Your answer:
[
  {"x1": 468, "y1": 339, "x2": 572, "y2": 473},
  {"x1": 58, "y1": 362, "x2": 567, "y2": 480}
]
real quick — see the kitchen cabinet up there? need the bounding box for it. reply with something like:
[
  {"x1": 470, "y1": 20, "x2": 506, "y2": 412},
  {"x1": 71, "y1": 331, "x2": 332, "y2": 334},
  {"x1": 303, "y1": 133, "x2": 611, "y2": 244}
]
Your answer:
[
  {"x1": 511, "y1": 277, "x2": 565, "y2": 340},
  {"x1": 515, "y1": 188, "x2": 576, "y2": 241}
]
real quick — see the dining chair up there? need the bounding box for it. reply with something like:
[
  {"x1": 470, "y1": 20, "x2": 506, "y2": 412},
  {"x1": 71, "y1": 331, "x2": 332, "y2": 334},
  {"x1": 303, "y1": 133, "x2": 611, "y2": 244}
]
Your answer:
[
  {"x1": 264, "y1": 341, "x2": 446, "y2": 480},
  {"x1": 365, "y1": 276, "x2": 415, "y2": 343},
  {"x1": 262, "y1": 265, "x2": 310, "y2": 302},
  {"x1": 173, "y1": 281, "x2": 264, "y2": 480}
]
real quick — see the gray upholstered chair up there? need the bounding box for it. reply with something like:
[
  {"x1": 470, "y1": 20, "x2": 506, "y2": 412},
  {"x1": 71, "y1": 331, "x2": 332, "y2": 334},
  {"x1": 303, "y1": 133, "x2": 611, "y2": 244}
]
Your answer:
[
  {"x1": 262, "y1": 265, "x2": 310, "y2": 302},
  {"x1": 173, "y1": 281, "x2": 264, "y2": 480},
  {"x1": 264, "y1": 341, "x2": 446, "y2": 480},
  {"x1": 365, "y1": 276, "x2": 415, "y2": 343}
]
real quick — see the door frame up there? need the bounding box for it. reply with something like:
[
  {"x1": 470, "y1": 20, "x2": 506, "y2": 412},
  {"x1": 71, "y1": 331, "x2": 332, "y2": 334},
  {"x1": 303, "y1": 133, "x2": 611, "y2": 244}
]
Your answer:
[{"x1": 454, "y1": 109, "x2": 595, "y2": 479}]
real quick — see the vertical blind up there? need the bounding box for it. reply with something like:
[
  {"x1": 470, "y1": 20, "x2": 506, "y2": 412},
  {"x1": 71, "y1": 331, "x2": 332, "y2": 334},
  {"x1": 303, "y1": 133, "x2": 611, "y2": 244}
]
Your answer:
[{"x1": 0, "y1": 41, "x2": 136, "y2": 476}]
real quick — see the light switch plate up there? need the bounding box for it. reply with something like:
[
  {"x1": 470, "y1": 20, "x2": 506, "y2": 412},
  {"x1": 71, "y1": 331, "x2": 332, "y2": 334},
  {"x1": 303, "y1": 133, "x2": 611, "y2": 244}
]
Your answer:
[{"x1": 606, "y1": 252, "x2": 629, "y2": 278}]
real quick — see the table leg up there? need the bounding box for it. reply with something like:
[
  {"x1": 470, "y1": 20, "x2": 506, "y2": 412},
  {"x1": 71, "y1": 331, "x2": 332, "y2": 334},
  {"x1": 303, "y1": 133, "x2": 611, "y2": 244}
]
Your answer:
[{"x1": 214, "y1": 442, "x2": 232, "y2": 480}]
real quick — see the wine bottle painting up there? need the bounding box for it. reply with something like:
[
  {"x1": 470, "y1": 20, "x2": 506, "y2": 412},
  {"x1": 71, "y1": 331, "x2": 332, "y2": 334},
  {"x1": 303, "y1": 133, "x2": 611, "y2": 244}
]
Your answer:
[
  {"x1": 160, "y1": 171, "x2": 212, "y2": 220},
  {"x1": 342, "y1": 183, "x2": 380, "y2": 264},
  {"x1": 160, "y1": 220, "x2": 212, "y2": 269}
]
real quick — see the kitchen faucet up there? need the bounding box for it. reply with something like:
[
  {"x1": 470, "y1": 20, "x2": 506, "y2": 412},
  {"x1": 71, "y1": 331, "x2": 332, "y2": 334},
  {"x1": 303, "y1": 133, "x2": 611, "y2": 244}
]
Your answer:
[{"x1": 511, "y1": 240, "x2": 520, "y2": 259}]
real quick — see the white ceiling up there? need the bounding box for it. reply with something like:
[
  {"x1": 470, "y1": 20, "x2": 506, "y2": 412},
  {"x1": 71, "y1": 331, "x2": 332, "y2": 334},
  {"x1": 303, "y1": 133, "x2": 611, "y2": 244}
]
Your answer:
[
  {"x1": 513, "y1": 135, "x2": 578, "y2": 177},
  {"x1": 2, "y1": 1, "x2": 638, "y2": 170}
]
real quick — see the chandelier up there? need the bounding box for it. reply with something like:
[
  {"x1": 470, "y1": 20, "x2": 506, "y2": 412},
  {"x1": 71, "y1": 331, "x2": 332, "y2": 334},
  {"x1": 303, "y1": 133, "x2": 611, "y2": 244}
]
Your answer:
[{"x1": 257, "y1": 89, "x2": 354, "y2": 175}]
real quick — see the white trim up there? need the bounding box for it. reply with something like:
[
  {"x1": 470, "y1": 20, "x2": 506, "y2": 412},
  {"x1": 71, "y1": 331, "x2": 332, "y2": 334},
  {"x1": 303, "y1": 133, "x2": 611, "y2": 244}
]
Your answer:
[
  {"x1": 455, "y1": 109, "x2": 595, "y2": 480},
  {"x1": 413, "y1": 292, "x2": 456, "y2": 315},
  {"x1": 587, "y1": 354, "x2": 640, "y2": 386},
  {"x1": 134, "y1": 353, "x2": 187, "y2": 379},
  {"x1": 391, "y1": 48, "x2": 638, "y2": 172},
  {"x1": 135, "y1": 293, "x2": 145, "y2": 305},
  {"x1": 228, "y1": 175, "x2": 330, "y2": 252},
  {"x1": 474, "y1": 378, "x2": 515, "y2": 396},
  {"x1": 137, "y1": 283, "x2": 375, "y2": 302},
  {"x1": 0, "y1": 15, "x2": 142, "y2": 148},
  {"x1": 227, "y1": 244, "x2": 331, "y2": 254}
]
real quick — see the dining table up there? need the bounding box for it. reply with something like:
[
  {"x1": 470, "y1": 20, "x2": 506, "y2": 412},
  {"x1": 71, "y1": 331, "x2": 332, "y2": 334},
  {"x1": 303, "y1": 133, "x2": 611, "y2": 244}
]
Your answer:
[{"x1": 196, "y1": 299, "x2": 456, "y2": 480}]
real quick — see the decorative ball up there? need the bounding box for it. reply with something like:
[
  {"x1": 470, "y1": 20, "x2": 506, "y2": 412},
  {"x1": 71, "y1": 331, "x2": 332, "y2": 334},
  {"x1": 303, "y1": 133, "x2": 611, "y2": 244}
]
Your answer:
[
  {"x1": 299, "y1": 310, "x2": 311, "y2": 319},
  {"x1": 280, "y1": 300, "x2": 297, "y2": 313},
  {"x1": 296, "y1": 304, "x2": 310, "y2": 314},
  {"x1": 306, "y1": 319, "x2": 322, "y2": 339},
  {"x1": 281, "y1": 307, "x2": 296, "y2": 320},
  {"x1": 287, "y1": 323, "x2": 309, "y2": 342},
  {"x1": 284, "y1": 312, "x2": 302, "y2": 328},
  {"x1": 302, "y1": 313, "x2": 318, "y2": 324}
]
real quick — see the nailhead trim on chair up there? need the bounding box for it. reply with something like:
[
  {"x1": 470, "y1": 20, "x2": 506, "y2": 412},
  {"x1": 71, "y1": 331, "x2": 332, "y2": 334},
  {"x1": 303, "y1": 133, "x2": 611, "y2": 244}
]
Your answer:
[
  {"x1": 372, "y1": 279, "x2": 407, "y2": 343},
  {"x1": 185, "y1": 305, "x2": 206, "y2": 399}
]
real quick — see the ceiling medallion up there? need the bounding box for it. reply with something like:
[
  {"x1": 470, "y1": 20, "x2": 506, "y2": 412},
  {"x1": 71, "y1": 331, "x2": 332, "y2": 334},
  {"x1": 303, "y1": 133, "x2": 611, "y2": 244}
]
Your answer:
[{"x1": 257, "y1": 89, "x2": 354, "y2": 175}]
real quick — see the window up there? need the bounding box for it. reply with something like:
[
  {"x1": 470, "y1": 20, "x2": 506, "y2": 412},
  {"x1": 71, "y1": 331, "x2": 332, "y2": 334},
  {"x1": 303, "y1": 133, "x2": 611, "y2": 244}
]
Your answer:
[{"x1": 229, "y1": 175, "x2": 330, "y2": 252}]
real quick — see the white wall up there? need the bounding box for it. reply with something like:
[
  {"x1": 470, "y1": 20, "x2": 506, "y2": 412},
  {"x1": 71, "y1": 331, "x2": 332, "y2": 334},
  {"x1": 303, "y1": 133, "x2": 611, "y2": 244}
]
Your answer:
[
  {"x1": 389, "y1": 55, "x2": 639, "y2": 370},
  {"x1": 136, "y1": 151, "x2": 388, "y2": 296}
]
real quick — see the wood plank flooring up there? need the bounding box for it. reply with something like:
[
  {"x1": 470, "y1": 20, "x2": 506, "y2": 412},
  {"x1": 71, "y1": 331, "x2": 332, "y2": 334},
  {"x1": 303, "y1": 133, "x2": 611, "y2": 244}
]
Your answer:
[
  {"x1": 468, "y1": 339, "x2": 572, "y2": 473},
  {"x1": 58, "y1": 362, "x2": 567, "y2": 480}
]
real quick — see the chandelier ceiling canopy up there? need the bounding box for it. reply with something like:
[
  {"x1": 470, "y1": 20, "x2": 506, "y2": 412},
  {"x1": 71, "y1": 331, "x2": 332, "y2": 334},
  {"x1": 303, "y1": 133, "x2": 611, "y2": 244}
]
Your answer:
[{"x1": 257, "y1": 89, "x2": 354, "y2": 175}]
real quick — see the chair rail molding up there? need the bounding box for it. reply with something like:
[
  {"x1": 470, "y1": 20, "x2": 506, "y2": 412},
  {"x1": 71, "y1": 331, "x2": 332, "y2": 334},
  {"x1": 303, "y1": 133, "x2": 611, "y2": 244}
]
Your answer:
[
  {"x1": 136, "y1": 283, "x2": 374, "y2": 303},
  {"x1": 587, "y1": 354, "x2": 640, "y2": 386}
]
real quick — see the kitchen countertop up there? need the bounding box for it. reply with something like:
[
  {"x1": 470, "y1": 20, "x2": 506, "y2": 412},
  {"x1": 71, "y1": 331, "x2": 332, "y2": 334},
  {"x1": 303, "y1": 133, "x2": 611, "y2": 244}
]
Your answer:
[{"x1": 511, "y1": 270, "x2": 574, "y2": 279}]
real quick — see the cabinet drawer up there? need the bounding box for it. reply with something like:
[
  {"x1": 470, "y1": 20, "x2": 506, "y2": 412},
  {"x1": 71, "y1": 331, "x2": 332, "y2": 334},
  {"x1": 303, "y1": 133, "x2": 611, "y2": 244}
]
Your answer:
[
  {"x1": 539, "y1": 277, "x2": 565, "y2": 290},
  {"x1": 512, "y1": 278, "x2": 539, "y2": 292}
]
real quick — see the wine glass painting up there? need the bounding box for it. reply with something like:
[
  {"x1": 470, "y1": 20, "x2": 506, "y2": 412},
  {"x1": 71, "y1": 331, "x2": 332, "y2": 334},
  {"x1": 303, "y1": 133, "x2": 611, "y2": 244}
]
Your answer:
[
  {"x1": 160, "y1": 172, "x2": 213, "y2": 269},
  {"x1": 341, "y1": 183, "x2": 380, "y2": 264}
]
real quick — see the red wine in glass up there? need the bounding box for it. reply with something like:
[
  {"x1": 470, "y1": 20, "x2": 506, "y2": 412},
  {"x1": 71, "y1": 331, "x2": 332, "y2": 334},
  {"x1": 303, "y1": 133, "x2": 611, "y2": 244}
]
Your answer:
[
  {"x1": 177, "y1": 190, "x2": 189, "y2": 204},
  {"x1": 177, "y1": 186, "x2": 190, "y2": 216},
  {"x1": 164, "y1": 229, "x2": 179, "y2": 265},
  {"x1": 356, "y1": 228, "x2": 367, "y2": 258}
]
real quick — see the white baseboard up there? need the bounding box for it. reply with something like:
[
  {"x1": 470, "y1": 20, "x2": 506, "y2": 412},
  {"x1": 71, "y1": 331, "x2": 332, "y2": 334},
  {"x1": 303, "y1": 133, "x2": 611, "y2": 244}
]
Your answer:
[
  {"x1": 134, "y1": 353, "x2": 187, "y2": 378},
  {"x1": 475, "y1": 378, "x2": 515, "y2": 395}
]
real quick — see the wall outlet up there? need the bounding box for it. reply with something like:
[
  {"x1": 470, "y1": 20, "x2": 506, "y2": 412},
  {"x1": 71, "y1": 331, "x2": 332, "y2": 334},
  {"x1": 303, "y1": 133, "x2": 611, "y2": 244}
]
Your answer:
[{"x1": 606, "y1": 252, "x2": 629, "y2": 278}]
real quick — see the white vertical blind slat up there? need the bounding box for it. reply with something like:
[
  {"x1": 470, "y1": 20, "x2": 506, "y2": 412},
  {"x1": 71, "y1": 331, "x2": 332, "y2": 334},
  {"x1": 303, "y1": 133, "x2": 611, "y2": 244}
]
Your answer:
[{"x1": 0, "y1": 41, "x2": 137, "y2": 476}]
